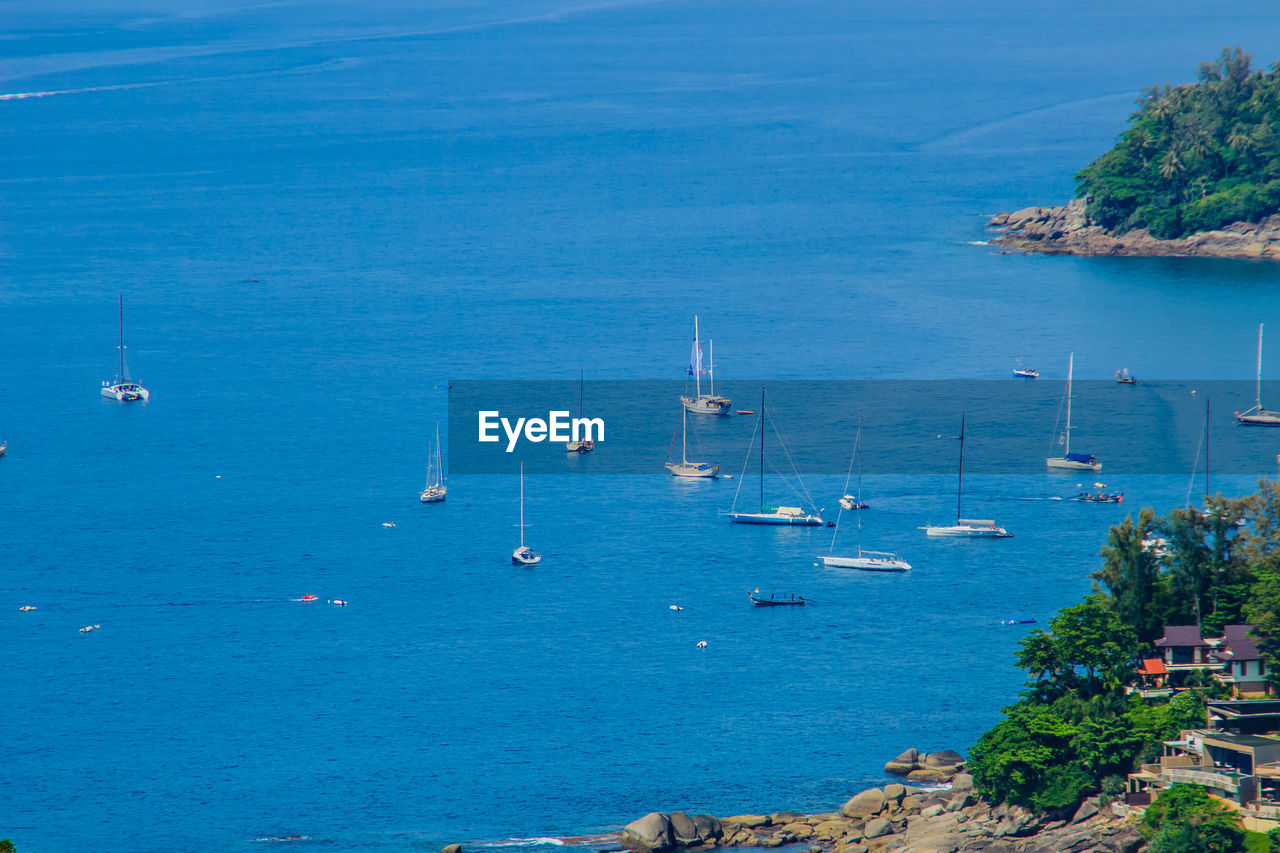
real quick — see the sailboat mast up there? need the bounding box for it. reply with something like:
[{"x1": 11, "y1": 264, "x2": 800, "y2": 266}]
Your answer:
[
  {"x1": 759, "y1": 387, "x2": 765, "y2": 512},
  {"x1": 436, "y1": 423, "x2": 443, "y2": 487},
  {"x1": 694, "y1": 316, "x2": 702, "y2": 398},
  {"x1": 578, "y1": 370, "x2": 584, "y2": 419},
  {"x1": 519, "y1": 462, "x2": 525, "y2": 547},
  {"x1": 708, "y1": 339, "x2": 715, "y2": 398},
  {"x1": 956, "y1": 412, "x2": 966, "y2": 524},
  {"x1": 856, "y1": 412, "x2": 864, "y2": 555},
  {"x1": 1258, "y1": 324, "x2": 1265, "y2": 409},
  {"x1": 118, "y1": 294, "x2": 126, "y2": 381},
  {"x1": 1064, "y1": 352, "x2": 1073, "y2": 457},
  {"x1": 1205, "y1": 396, "x2": 1211, "y2": 499}
]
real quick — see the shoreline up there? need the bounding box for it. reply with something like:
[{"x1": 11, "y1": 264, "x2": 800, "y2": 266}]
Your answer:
[{"x1": 987, "y1": 198, "x2": 1280, "y2": 260}]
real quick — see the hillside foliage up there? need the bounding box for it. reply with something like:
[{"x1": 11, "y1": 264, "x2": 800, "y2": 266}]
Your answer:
[{"x1": 1076, "y1": 48, "x2": 1280, "y2": 239}]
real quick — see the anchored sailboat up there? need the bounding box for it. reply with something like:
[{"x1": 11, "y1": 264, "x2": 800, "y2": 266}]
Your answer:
[
  {"x1": 822, "y1": 414, "x2": 910, "y2": 571},
  {"x1": 1236, "y1": 323, "x2": 1280, "y2": 426},
  {"x1": 101, "y1": 294, "x2": 149, "y2": 402},
  {"x1": 1046, "y1": 353, "x2": 1100, "y2": 471},
  {"x1": 665, "y1": 406, "x2": 720, "y2": 478},
  {"x1": 728, "y1": 389, "x2": 823, "y2": 525},
  {"x1": 923, "y1": 412, "x2": 1012, "y2": 538},
  {"x1": 419, "y1": 424, "x2": 446, "y2": 503},
  {"x1": 680, "y1": 316, "x2": 731, "y2": 415},
  {"x1": 512, "y1": 462, "x2": 541, "y2": 565},
  {"x1": 565, "y1": 370, "x2": 595, "y2": 453}
]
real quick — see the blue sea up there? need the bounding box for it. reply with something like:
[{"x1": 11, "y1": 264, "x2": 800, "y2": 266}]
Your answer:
[{"x1": 5, "y1": 2, "x2": 1280, "y2": 851}]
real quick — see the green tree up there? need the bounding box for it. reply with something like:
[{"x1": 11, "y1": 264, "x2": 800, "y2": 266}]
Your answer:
[
  {"x1": 1144, "y1": 784, "x2": 1246, "y2": 853},
  {"x1": 1094, "y1": 508, "x2": 1163, "y2": 643},
  {"x1": 967, "y1": 703, "x2": 1082, "y2": 809}
]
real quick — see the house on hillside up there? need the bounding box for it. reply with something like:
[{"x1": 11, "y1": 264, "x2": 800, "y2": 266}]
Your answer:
[
  {"x1": 1154, "y1": 625, "x2": 1215, "y2": 669},
  {"x1": 1213, "y1": 625, "x2": 1272, "y2": 697}
]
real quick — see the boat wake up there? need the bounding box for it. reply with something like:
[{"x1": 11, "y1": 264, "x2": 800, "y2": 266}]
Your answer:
[{"x1": 478, "y1": 838, "x2": 567, "y2": 847}]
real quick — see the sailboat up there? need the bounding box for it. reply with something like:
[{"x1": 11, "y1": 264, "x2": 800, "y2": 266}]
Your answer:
[
  {"x1": 923, "y1": 413, "x2": 1012, "y2": 538},
  {"x1": 728, "y1": 389, "x2": 823, "y2": 525},
  {"x1": 565, "y1": 371, "x2": 595, "y2": 453},
  {"x1": 1046, "y1": 353, "x2": 1100, "y2": 471},
  {"x1": 822, "y1": 415, "x2": 910, "y2": 571},
  {"x1": 665, "y1": 406, "x2": 720, "y2": 478},
  {"x1": 1236, "y1": 323, "x2": 1280, "y2": 425},
  {"x1": 419, "y1": 425, "x2": 446, "y2": 503},
  {"x1": 101, "y1": 294, "x2": 149, "y2": 402},
  {"x1": 680, "y1": 316, "x2": 731, "y2": 415},
  {"x1": 512, "y1": 462, "x2": 541, "y2": 565}
]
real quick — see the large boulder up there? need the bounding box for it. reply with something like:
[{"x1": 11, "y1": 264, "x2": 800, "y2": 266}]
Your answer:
[
  {"x1": 622, "y1": 813, "x2": 675, "y2": 852},
  {"x1": 725, "y1": 815, "x2": 771, "y2": 828},
  {"x1": 812, "y1": 820, "x2": 851, "y2": 841},
  {"x1": 441, "y1": 846, "x2": 461, "y2": 853},
  {"x1": 922, "y1": 750, "x2": 965, "y2": 770},
  {"x1": 884, "y1": 784, "x2": 906, "y2": 804},
  {"x1": 863, "y1": 818, "x2": 892, "y2": 839},
  {"x1": 669, "y1": 811, "x2": 700, "y2": 844},
  {"x1": 692, "y1": 814, "x2": 723, "y2": 841},
  {"x1": 907, "y1": 767, "x2": 956, "y2": 783},
  {"x1": 1071, "y1": 799, "x2": 1099, "y2": 824},
  {"x1": 950, "y1": 773, "x2": 973, "y2": 793},
  {"x1": 885, "y1": 748, "x2": 920, "y2": 775},
  {"x1": 843, "y1": 788, "x2": 886, "y2": 818}
]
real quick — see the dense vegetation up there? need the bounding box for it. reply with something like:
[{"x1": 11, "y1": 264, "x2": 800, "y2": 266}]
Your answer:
[
  {"x1": 968, "y1": 482, "x2": 1280, "y2": 815},
  {"x1": 1075, "y1": 48, "x2": 1280, "y2": 239},
  {"x1": 1142, "y1": 785, "x2": 1248, "y2": 853}
]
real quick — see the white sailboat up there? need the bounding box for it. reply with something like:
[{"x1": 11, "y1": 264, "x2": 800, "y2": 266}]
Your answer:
[
  {"x1": 101, "y1": 294, "x2": 149, "y2": 402},
  {"x1": 822, "y1": 414, "x2": 910, "y2": 571},
  {"x1": 419, "y1": 424, "x2": 446, "y2": 503},
  {"x1": 1045, "y1": 352, "x2": 1100, "y2": 471},
  {"x1": 680, "y1": 316, "x2": 731, "y2": 415},
  {"x1": 665, "y1": 406, "x2": 720, "y2": 478},
  {"x1": 512, "y1": 462, "x2": 541, "y2": 565},
  {"x1": 565, "y1": 370, "x2": 596, "y2": 452},
  {"x1": 1236, "y1": 323, "x2": 1280, "y2": 426},
  {"x1": 728, "y1": 389, "x2": 823, "y2": 525},
  {"x1": 923, "y1": 412, "x2": 1012, "y2": 538}
]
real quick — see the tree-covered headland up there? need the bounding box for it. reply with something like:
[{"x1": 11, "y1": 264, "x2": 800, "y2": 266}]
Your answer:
[{"x1": 1076, "y1": 48, "x2": 1280, "y2": 239}]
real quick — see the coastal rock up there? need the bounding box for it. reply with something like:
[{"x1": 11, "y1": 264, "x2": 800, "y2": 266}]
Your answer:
[
  {"x1": 780, "y1": 822, "x2": 814, "y2": 840},
  {"x1": 1070, "y1": 800, "x2": 1098, "y2": 824},
  {"x1": 950, "y1": 775, "x2": 973, "y2": 793},
  {"x1": 864, "y1": 818, "x2": 893, "y2": 839},
  {"x1": 726, "y1": 815, "x2": 771, "y2": 828},
  {"x1": 670, "y1": 812, "x2": 700, "y2": 844},
  {"x1": 623, "y1": 813, "x2": 676, "y2": 852},
  {"x1": 884, "y1": 784, "x2": 907, "y2": 804},
  {"x1": 886, "y1": 749, "x2": 920, "y2": 775},
  {"x1": 922, "y1": 751, "x2": 965, "y2": 770},
  {"x1": 813, "y1": 820, "x2": 852, "y2": 841},
  {"x1": 908, "y1": 768, "x2": 957, "y2": 783},
  {"x1": 845, "y1": 789, "x2": 887, "y2": 818},
  {"x1": 987, "y1": 196, "x2": 1280, "y2": 261},
  {"x1": 692, "y1": 814, "x2": 724, "y2": 841},
  {"x1": 441, "y1": 845, "x2": 462, "y2": 853}
]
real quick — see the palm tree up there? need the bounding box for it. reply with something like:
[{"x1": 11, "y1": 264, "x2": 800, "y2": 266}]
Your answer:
[{"x1": 1159, "y1": 149, "x2": 1184, "y2": 181}]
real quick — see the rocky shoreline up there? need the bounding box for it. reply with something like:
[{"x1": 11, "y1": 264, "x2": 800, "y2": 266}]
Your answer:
[{"x1": 987, "y1": 197, "x2": 1280, "y2": 260}]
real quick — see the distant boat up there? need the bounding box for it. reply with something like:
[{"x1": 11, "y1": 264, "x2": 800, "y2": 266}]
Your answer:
[
  {"x1": 728, "y1": 389, "x2": 823, "y2": 525},
  {"x1": 1236, "y1": 323, "x2": 1280, "y2": 425},
  {"x1": 923, "y1": 412, "x2": 1012, "y2": 538},
  {"x1": 0, "y1": 440, "x2": 6, "y2": 457},
  {"x1": 823, "y1": 413, "x2": 909, "y2": 571},
  {"x1": 1115, "y1": 368, "x2": 1137, "y2": 384},
  {"x1": 839, "y1": 496, "x2": 869, "y2": 511},
  {"x1": 419, "y1": 424, "x2": 447, "y2": 503},
  {"x1": 1046, "y1": 353, "x2": 1101, "y2": 472},
  {"x1": 749, "y1": 590, "x2": 806, "y2": 606},
  {"x1": 1012, "y1": 366, "x2": 1039, "y2": 379},
  {"x1": 565, "y1": 370, "x2": 595, "y2": 453},
  {"x1": 101, "y1": 294, "x2": 149, "y2": 402},
  {"x1": 680, "y1": 316, "x2": 731, "y2": 415},
  {"x1": 512, "y1": 462, "x2": 541, "y2": 565},
  {"x1": 665, "y1": 406, "x2": 719, "y2": 478},
  {"x1": 1071, "y1": 491, "x2": 1123, "y2": 503}
]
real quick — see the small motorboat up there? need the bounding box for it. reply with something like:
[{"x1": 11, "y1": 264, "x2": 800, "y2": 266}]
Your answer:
[
  {"x1": 669, "y1": 605, "x2": 683, "y2": 611},
  {"x1": 382, "y1": 522, "x2": 396, "y2": 528},
  {"x1": 735, "y1": 410, "x2": 755, "y2": 415},
  {"x1": 1012, "y1": 367, "x2": 1039, "y2": 379},
  {"x1": 0, "y1": 440, "x2": 6, "y2": 456},
  {"x1": 330, "y1": 599, "x2": 348, "y2": 606},
  {"x1": 749, "y1": 591, "x2": 806, "y2": 606},
  {"x1": 1116, "y1": 368, "x2": 1137, "y2": 384},
  {"x1": 1003, "y1": 618, "x2": 1038, "y2": 625},
  {"x1": 839, "y1": 495, "x2": 869, "y2": 511},
  {"x1": 1071, "y1": 491, "x2": 1124, "y2": 503},
  {"x1": 79, "y1": 624, "x2": 101, "y2": 633},
  {"x1": 299, "y1": 594, "x2": 318, "y2": 602},
  {"x1": 18, "y1": 605, "x2": 36, "y2": 611}
]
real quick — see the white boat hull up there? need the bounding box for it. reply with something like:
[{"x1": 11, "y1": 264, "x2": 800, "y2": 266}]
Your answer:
[
  {"x1": 924, "y1": 522, "x2": 1012, "y2": 538},
  {"x1": 512, "y1": 546, "x2": 541, "y2": 565},
  {"x1": 822, "y1": 553, "x2": 910, "y2": 572},
  {"x1": 1046, "y1": 456, "x2": 1101, "y2": 472},
  {"x1": 565, "y1": 440, "x2": 595, "y2": 452},
  {"x1": 681, "y1": 395, "x2": 731, "y2": 415},
  {"x1": 666, "y1": 461, "x2": 719, "y2": 478},
  {"x1": 1237, "y1": 409, "x2": 1280, "y2": 426},
  {"x1": 102, "y1": 382, "x2": 149, "y2": 402},
  {"x1": 730, "y1": 511, "x2": 824, "y2": 526},
  {"x1": 419, "y1": 487, "x2": 446, "y2": 503}
]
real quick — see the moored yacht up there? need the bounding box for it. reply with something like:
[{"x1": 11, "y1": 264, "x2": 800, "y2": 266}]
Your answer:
[
  {"x1": 101, "y1": 294, "x2": 149, "y2": 402},
  {"x1": 923, "y1": 413, "x2": 1012, "y2": 538},
  {"x1": 680, "y1": 316, "x2": 731, "y2": 415}
]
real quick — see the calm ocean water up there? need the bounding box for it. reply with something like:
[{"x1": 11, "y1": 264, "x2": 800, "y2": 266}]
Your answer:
[{"x1": 5, "y1": 2, "x2": 1280, "y2": 851}]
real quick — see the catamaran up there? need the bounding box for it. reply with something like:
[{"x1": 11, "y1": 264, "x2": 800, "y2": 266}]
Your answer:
[
  {"x1": 822, "y1": 414, "x2": 910, "y2": 571},
  {"x1": 923, "y1": 412, "x2": 1012, "y2": 538},
  {"x1": 665, "y1": 406, "x2": 720, "y2": 478},
  {"x1": 512, "y1": 462, "x2": 541, "y2": 565},
  {"x1": 1046, "y1": 352, "x2": 1100, "y2": 471},
  {"x1": 728, "y1": 389, "x2": 823, "y2": 525},
  {"x1": 681, "y1": 316, "x2": 731, "y2": 415},
  {"x1": 565, "y1": 370, "x2": 595, "y2": 452},
  {"x1": 101, "y1": 294, "x2": 149, "y2": 402},
  {"x1": 419, "y1": 424, "x2": 446, "y2": 503},
  {"x1": 1236, "y1": 323, "x2": 1280, "y2": 426}
]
